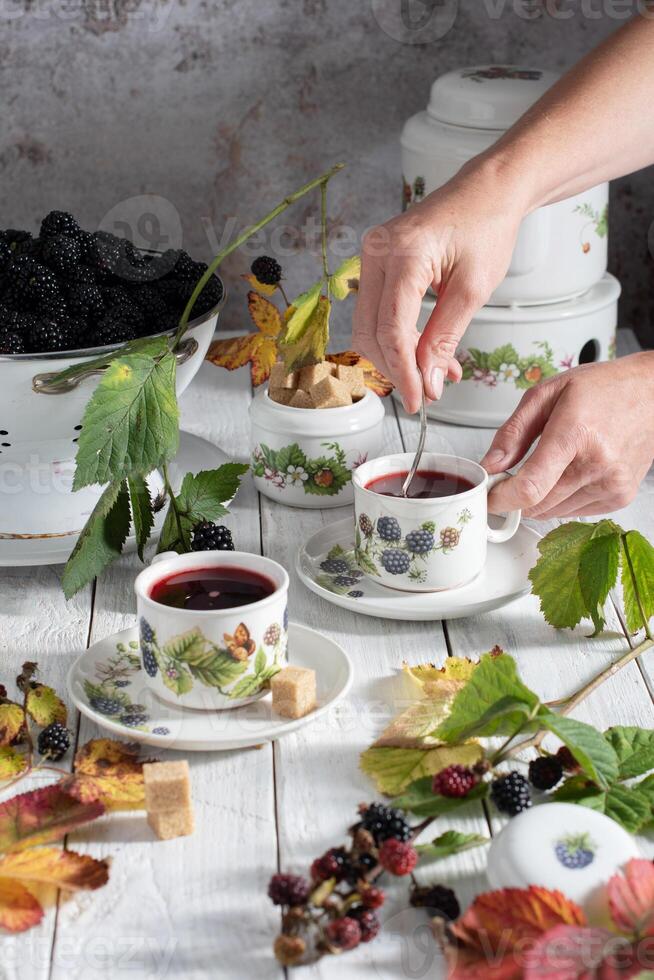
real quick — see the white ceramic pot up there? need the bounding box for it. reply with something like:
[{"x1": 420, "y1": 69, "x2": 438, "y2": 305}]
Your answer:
[
  {"x1": 134, "y1": 550, "x2": 289, "y2": 710},
  {"x1": 401, "y1": 66, "x2": 609, "y2": 306},
  {"x1": 401, "y1": 273, "x2": 620, "y2": 429},
  {"x1": 0, "y1": 287, "x2": 223, "y2": 537},
  {"x1": 249, "y1": 387, "x2": 385, "y2": 508},
  {"x1": 352, "y1": 452, "x2": 520, "y2": 592}
]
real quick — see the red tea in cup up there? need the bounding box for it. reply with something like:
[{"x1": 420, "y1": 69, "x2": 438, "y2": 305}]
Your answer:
[
  {"x1": 150, "y1": 567, "x2": 276, "y2": 611},
  {"x1": 364, "y1": 469, "x2": 476, "y2": 500}
]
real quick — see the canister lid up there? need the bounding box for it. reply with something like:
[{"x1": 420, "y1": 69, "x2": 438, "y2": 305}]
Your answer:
[{"x1": 427, "y1": 65, "x2": 559, "y2": 131}]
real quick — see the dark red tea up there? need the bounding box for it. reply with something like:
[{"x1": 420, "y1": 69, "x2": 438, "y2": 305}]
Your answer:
[
  {"x1": 365, "y1": 470, "x2": 476, "y2": 499},
  {"x1": 150, "y1": 567, "x2": 275, "y2": 611}
]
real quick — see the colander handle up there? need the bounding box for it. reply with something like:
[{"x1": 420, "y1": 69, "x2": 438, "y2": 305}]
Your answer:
[{"x1": 31, "y1": 337, "x2": 199, "y2": 395}]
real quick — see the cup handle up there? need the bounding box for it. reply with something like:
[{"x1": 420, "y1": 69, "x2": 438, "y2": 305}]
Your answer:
[
  {"x1": 486, "y1": 472, "x2": 521, "y2": 544},
  {"x1": 150, "y1": 552, "x2": 178, "y2": 565}
]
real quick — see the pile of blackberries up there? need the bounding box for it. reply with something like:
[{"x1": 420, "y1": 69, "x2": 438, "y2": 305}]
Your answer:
[{"x1": 0, "y1": 211, "x2": 223, "y2": 355}]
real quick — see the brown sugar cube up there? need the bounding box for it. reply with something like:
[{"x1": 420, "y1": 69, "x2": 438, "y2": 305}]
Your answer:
[
  {"x1": 271, "y1": 666, "x2": 317, "y2": 719},
  {"x1": 288, "y1": 389, "x2": 313, "y2": 409},
  {"x1": 298, "y1": 361, "x2": 335, "y2": 390},
  {"x1": 269, "y1": 363, "x2": 298, "y2": 390},
  {"x1": 143, "y1": 760, "x2": 191, "y2": 813},
  {"x1": 148, "y1": 807, "x2": 194, "y2": 841},
  {"x1": 309, "y1": 375, "x2": 352, "y2": 409},
  {"x1": 335, "y1": 364, "x2": 365, "y2": 390},
  {"x1": 269, "y1": 387, "x2": 296, "y2": 406},
  {"x1": 351, "y1": 382, "x2": 366, "y2": 402}
]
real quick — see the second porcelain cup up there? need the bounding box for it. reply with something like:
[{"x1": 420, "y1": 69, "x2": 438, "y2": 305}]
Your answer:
[
  {"x1": 134, "y1": 551, "x2": 289, "y2": 710},
  {"x1": 352, "y1": 453, "x2": 521, "y2": 592}
]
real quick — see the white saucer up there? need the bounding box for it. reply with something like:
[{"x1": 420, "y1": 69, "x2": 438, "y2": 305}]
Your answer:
[
  {"x1": 67, "y1": 623, "x2": 353, "y2": 751},
  {"x1": 296, "y1": 517, "x2": 540, "y2": 621},
  {"x1": 0, "y1": 431, "x2": 229, "y2": 567}
]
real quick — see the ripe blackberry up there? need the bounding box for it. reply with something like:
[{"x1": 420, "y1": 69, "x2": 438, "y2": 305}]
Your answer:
[
  {"x1": 89, "y1": 695, "x2": 123, "y2": 716},
  {"x1": 251, "y1": 255, "x2": 282, "y2": 286},
  {"x1": 311, "y1": 847, "x2": 349, "y2": 882},
  {"x1": 92, "y1": 311, "x2": 136, "y2": 348},
  {"x1": 131, "y1": 284, "x2": 168, "y2": 326},
  {"x1": 142, "y1": 646, "x2": 158, "y2": 678},
  {"x1": 440, "y1": 527, "x2": 460, "y2": 550},
  {"x1": 334, "y1": 575, "x2": 359, "y2": 587},
  {"x1": 157, "y1": 278, "x2": 194, "y2": 310},
  {"x1": 67, "y1": 282, "x2": 105, "y2": 320},
  {"x1": 263, "y1": 623, "x2": 281, "y2": 646},
  {"x1": 377, "y1": 516, "x2": 401, "y2": 541},
  {"x1": 42, "y1": 234, "x2": 82, "y2": 276},
  {"x1": 405, "y1": 528, "x2": 435, "y2": 554},
  {"x1": 88, "y1": 231, "x2": 123, "y2": 280},
  {"x1": 29, "y1": 315, "x2": 80, "y2": 353},
  {"x1": 360, "y1": 802, "x2": 411, "y2": 844},
  {"x1": 324, "y1": 917, "x2": 361, "y2": 951},
  {"x1": 267, "y1": 873, "x2": 311, "y2": 907},
  {"x1": 37, "y1": 721, "x2": 71, "y2": 761},
  {"x1": 120, "y1": 710, "x2": 149, "y2": 727},
  {"x1": 381, "y1": 549, "x2": 411, "y2": 575},
  {"x1": 40, "y1": 210, "x2": 80, "y2": 240},
  {"x1": 528, "y1": 755, "x2": 563, "y2": 791},
  {"x1": 27, "y1": 265, "x2": 63, "y2": 312},
  {"x1": 351, "y1": 909, "x2": 380, "y2": 943},
  {"x1": 320, "y1": 558, "x2": 349, "y2": 574},
  {"x1": 171, "y1": 254, "x2": 207, "y2": 283},
  {"x1": 189, "y1": 276, "x2": 224, "y2": 318},
  {"x1": 432, "y1": 765, "x2": 477, "y2": 798},
  {"x1": 0, "y1": 330, "x2": 25, "y2": 354},
  {"x1": 3, "y1": 229, "x2": 34, "y2": 254},
  {"x1": 490, "y1": 771, "x2": 532, "y2": 816},
  {"x1": 191, "y1": 522, "x2": 234, "y2": 552},
  {"x1": 410, "y1": 884, "x2": 460, "y2": 921},
  {"x1": 76, "y1": 230, "x2": 96, "y2": 261},
  {"x1": 5, "y1": 255, "x2": 39, "y2": 308},
  {"x1": 378, "y1": 838, "x2": 418, "y2": 876}
]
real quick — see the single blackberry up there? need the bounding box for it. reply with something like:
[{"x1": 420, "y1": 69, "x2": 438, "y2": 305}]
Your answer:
[
  {"x1": 263, "y1": 623, "x2": 281, "y2": 646},
  {"x1": 76, "y1": 230, "x2": 96, "y2": 261},
  {"x1": 334, "y1": 575, "x2": 359, "y2": 587},
  {"x1": 528, "y1": 755, "x2": 564, "y2": 791},
  {"x1": 351, "y1": 909, "x2": 380, "y2": 943},
  {"x1": 440, "y1": 527, "x2": 461, "y2": 550},
  {"x1": 348, "y1": 590, "x2": 364, "y2": 598},
  {"x1": 27, "y1": 265, "x2": 63, "y2": 312},
  {"x1": 251, "y1": 255, "x2": 282, "y2": 286},
  {"x1": 142, "y1": 646, "x2": 158, "y2": 678},
  {"x1": 432, "y1": 765, "x2": 477, "y2": 798},
  {"x1": 410, "y1": 884, "x2": 460, "y2": 921},
  {"x1": 359, "y1": 802, "x2": 411, "y2": 844},
  {"x1": 88, "y1": 231, "x2": 123, "y2": 281},
  {"x1": 381, "y1": 549, "x2": 411, "y2": 575},
  {"x1": 378, "y1": 838, "x2": 418, "y2": 876},
  {"x1": 405, "y1": 528, "x2": 435, "y2": 554},
  {"x1": 67, "y1": 282, "x2": 105, "y2": 320},
  {"x1": 377, "y1": 516, "x2": 401, "y2": 542},
  {"x1": 358, "y1": 513, "x2": 374, "y2": 537},
  {"x1": 40, "y1": 210, "x2": 80, "y2": 240},
  {"x1": 37, "y1": 721, "x2": 71, "y2": 761},
  {"x1": 189, "y1": 275, "x2": 224, "y2": 317},
  {"x1": 490, "y1": 771, "x2": 532, "y2": 816},
  {"x1": 119, "y1": 710, "x2": 149, "y2": 728},
  {"x1": 92, "y1": 311, "x2": 136, "y2": 348},
  {"x1": 29, "y1": 315, "x2": 80, "y2": 353},
  {"x1": 42, "y1": 234, "x2": 82, "y2": 276},
  {"x1": 554, "y1": 834, "x2": 595, "y2": 870},
  {"x1": 191, "y1": 522, "x2": 234, "y2": 552},
  {"x1": 268, "y1": 873, "x2": 311, "y2": 907},
  {"x1": 0, "y1": 329, "x2": 25, "y2": 354},
  {"x1": 311, "y1": 847, "x2": 350, "y2": 883},
  {"x1": 3, "y1": 229, "x2": 34, "y2": 254},
  {"x1": 89, "y1": 695, "x2": 123, "y2": 716},
  {"x1": 4, "y1": 255, "x2": 39, "y2": 308},
  {"x1": 320, "y1": 558, "x2": 349, "y2": 574},
  {"x1": 170, "y1": 254, "x2": 207, "y2": 283}
]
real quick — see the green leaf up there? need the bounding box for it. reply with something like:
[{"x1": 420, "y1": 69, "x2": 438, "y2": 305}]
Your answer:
[
  {"x1": 327, "y1": 544, "x2": 346, "y2": 559},
  {"x1": 487, "y1": 344, "x2": 519, "y2": 372},
  {"x1": 360, "y1": 744, "x2": 482, "y2": 797},
  {"x1": 227, "y1": 673, "x2": 265, "y2": 700},
  {"x1": 604, "y1": 727, "x2": 654, "y2": 779},
  {"x1": 162, "y1": 628, "x2": 208, "y2": 665},
  {"x1": 393, "y1": 778, "x2": 488, "y2": 818},
  {"x1": 279, "y1": 295, "x2": 330, "y2": 373},
  {"x1": 579, "y1": 531, "x2": 620, "y2": 634},
  {"x1": 254, "y1": 648, "x2": 266, "y2": 675},
  {"x1": 177, "y1": 463, "x2": 248, "y2": 517},
  {"x1": 0, "y1": 747, "x2": 28, "y2": 780},
  {"x1": 620, "y1": 531, "x2": 654, "y2": 633},
  {"x1": 73, "y1": 342, "x2": 179, "y2": 489},
  {"x1": 538, "y1": 709, "x2": 619, "y2": 789},
  {"x1": 329, "y1": 256, "x2": 360, "y2": 300},
  {"x1": 529, "y1": 521, "x2": 621, "y2": 630},
  {"x1": 185, "y1": 646, "x2": 247, "y2": 690},
  {"x1": 127, "y1": 474, "x2": 154, "y2": 561},
  {"x1": 553, "y1": 776, "x2": 650, "y2": 833},
  {"x1": 62, "y1": 481, "x2": 132, "y2": 599},
  {"x1": 434, "y1": 653, "x2": 540, "y2": 743},
  {"x1": 25, "y1": 685, "x2": 67, "y2": 727},
  {"x1": 416, "y1": 830, "x2": 488, "y2": 861},
  {"x1": 159, "y1": 663, "x2": 194, "y2": 697},
  {"x1": 355, "y1": 548, "x2": 380, "y2": 577},
  {"x1": 282, "y1": 280, "x2": 322, "y2": 344}
]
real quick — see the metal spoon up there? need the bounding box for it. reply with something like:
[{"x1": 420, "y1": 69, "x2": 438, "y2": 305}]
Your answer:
[{"x1": 401, "y1": 388, "x2": 427, "y2": 497}]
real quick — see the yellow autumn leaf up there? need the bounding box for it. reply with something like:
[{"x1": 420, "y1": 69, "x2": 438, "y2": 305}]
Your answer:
[
  {"x1": 25, "y1": 685, "x2": 67, "y2": 727},
  {"x1": 0, "y1": 747, "x2": 28, "y2": 781},
  {"x1": 0, "y1": 847, "x2": 109, "y2": 891},
  {"x1": 360, "y1": 744, "x2": 483, "y2": 797},
  {"x1": 326, "y1": 351, "x2": 394, "y2": 398},
  {"x1": 247, "y1": 291, "x2": 283, "y2": 338},
  {"x1": 64, "y1": 738, "x2": 147, "y2": 811},
  {"x1": 241, "y1": 272, "x2": 278, "y2": 297},
  {"x1": 282, "y1": 280, "x2": 322, "y2": 344},
  {"x1": 0, "y1": 878, "x2": 43, "y2": 933},
  {"x1": 329, "y1": 256, "x2": 361, "y2": 300},
  {"x1": 278, "y1": 295, "x2": 330, "y2": 373},
  {"x1": 207, "y1": 333, "x2": 278, "y2": 387},
  {"x1": 0, "y1": 704, "x2": 25, "y2": 746},
  {"x1": 404, "y1": 657, "x2": 478, "y2": 696}
]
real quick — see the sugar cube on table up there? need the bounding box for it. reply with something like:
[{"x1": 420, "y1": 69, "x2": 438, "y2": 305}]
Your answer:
[
  {"x1": 147, "y1": 808, "x2": 195, "y2": 841},
  {"x1": 298, "y1": 361, "x2": 334, "y2": 389},
  {"x1": 271, "y1": 666, "x2": 317, "y2": 719},
  {"x1": 309, "y1": 375, "x2": 352, "y2": 409},
  {"x1": 143, "y1": 760, "x2": 191, "y2": 813},
  {"x1": 269, "y1": 388, "x2": 296, "y2": 405},
  {"x1": 269, "y1": 363, "x2": 298, "y2": 389},
  {"x1": 288, "y1": 389, "x2": 313, "y2": 409}
]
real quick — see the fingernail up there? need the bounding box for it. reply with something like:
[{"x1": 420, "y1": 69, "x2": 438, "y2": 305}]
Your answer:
[
  {"x1": 430, "y1": 367, "x2": 444, "y2": 400},
  {"x1": 483, "y1": 449, "x2": 506, "y2": 467}
]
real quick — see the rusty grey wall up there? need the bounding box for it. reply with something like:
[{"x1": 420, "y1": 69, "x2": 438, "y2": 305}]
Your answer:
[{"x1": 1, "y1": 0, "x2": 652, "y2": 345}]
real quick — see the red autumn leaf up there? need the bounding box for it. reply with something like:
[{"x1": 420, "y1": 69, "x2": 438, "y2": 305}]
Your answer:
[
  {"x1": 0, "y1": 878, "x2": 43, "y2": 933},
  {"x1": 0, "y1": 784, "x2": 104, "y2": 853},
  {"x1": 206, "y1": 290, "x2": 283, "y2": 386},
  {"x1": 0, "y1": 847, "x2": 109, "y2": 891},
  {"x1": 608, "y1": 858, "x2": 654, "y2": 939},
  {"x1": 327, "y1": 350, "x2": 394, "y2": 397},
  {"x1": 523, "y1": 925, "x2": 640, "y2": 979}
]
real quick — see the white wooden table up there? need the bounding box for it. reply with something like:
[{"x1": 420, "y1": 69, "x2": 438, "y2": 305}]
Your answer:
[{"x1": 3, "y1": 332, "x2": 653, "y2": 980}]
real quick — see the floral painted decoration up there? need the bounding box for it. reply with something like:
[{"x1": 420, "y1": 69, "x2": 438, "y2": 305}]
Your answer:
[
  {"x1": 457, "y1": 340, "x2": 562, "y2": 390},
  {"x1": 252, "y1": 441, "x2": 359, "y2": 497},
  {"x1": 574, "y1": 201, "x2": 609, "y2": 252}
]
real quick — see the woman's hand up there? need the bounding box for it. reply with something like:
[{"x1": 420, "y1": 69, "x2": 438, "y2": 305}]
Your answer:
[
  {"x1": 482, "y1": 353, "x2": 654, "y2": 519},
  {"x1": 352, "y1": 159, "x2": 527, "y2": 414}
]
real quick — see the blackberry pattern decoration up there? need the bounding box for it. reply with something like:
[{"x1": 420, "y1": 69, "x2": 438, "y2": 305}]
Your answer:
[
  {"x1": 316, "y1": 546, "x2": 366, "y2": 599},
  {"x1": 554, "y1": 834, "x2": 596, "y2": 870},
  {"x1": 0, "y1": 212, "x2": 223, "y2": 354},
  {"x1": 354, "y1": 508, "x2": 472, "y2": 584}
]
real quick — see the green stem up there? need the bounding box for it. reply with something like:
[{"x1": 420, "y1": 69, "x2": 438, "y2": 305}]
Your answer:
[
  {"x1": 162, "y1": 462, "x2": 187, "y2": 551},
  {"x1": 622, "y1": 533, "x2": 653, "y2": 640},
  {"x1": 320, "y1": 181, "x2": 330, "y2": 282},
  {"x1": 174, "y1": 162, "x2": 345, "y2": 346}
]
